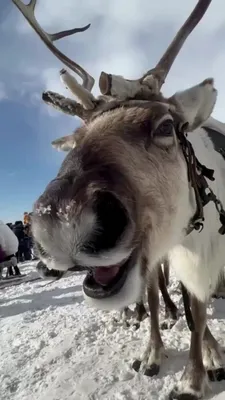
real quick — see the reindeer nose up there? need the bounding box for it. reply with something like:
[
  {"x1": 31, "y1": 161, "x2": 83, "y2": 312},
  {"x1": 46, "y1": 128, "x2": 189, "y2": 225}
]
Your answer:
[{"x1": 83, "y1": 191, "x2": 129, "y2": 254}]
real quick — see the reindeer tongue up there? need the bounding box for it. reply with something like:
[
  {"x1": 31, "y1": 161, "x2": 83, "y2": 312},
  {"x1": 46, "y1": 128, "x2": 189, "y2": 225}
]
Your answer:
[{"x1": 93, "y1": 266, "x2": 120, "y2": 286}]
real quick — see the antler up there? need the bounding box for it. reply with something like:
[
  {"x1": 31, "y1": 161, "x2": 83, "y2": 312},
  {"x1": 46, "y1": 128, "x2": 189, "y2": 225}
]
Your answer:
[
  {"x1": 42, "y1": 91, "x2": 93, "y2": 120},
  {"x1": 99, "y1": 0, "x2": 212, "y2": 98},
  {"x1": 12, "y1": 0, "x2": 96, "y2": 110},
  {"x1": 13, "y1": 0, "x2": 212, "y2": 116}
]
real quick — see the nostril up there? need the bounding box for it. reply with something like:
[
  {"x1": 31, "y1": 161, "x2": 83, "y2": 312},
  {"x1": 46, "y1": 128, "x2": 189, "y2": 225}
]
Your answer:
[{"x1": 85, "y1": 191, "x2": 129, "y2": 254}]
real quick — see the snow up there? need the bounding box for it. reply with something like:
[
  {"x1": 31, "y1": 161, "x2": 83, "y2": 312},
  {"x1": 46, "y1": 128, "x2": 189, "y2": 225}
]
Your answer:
[{"x1": 0, "y1": 261, "x2": 225, "y2": 400}]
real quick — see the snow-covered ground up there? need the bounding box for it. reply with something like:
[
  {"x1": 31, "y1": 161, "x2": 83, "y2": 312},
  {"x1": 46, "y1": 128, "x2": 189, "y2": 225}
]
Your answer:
[{"x1": 0, "y1": 261, "x2": 225, "y2": 400}]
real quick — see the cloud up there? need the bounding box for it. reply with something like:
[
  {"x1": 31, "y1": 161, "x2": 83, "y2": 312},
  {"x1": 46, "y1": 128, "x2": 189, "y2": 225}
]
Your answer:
[
  {"x1": 1, "y1": 0, "x2": 225, "y2": 122},
  {"x1": 0, "y1": 82, "x2": 7, "y2": 101},
  {"x1": 1, "y1": 1, "x2": 224, "y2": 224}
]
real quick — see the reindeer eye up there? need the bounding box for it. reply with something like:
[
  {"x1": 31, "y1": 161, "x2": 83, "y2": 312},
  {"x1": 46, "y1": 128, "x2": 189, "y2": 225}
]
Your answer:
[{"x1": 154, "y1": 120, "x2": 174, "y2": 137}]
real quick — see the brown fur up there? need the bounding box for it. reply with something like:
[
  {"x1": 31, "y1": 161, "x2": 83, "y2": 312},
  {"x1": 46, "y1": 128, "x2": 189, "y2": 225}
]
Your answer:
[{"x1": 33, "y1": 101, "x2": 184, "y2": 271}]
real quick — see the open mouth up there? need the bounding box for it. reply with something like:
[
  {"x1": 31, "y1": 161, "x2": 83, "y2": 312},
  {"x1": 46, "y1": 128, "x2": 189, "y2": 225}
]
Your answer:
[
  {"x1": 83, "y1": 251, "x2": 136, "y2": 299},
  {"x1": 81, "y1": 190, "x2": 136, "y2": 299}
]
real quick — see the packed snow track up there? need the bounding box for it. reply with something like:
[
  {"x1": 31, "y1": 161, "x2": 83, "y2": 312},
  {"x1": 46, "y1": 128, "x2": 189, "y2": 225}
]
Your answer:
[{"x1": 0, "y1": 262, "x2": 225, "y2": 400}]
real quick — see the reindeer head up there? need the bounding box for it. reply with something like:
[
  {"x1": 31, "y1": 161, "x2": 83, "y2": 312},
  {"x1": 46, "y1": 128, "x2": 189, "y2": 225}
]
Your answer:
[{"x1": 13, "y1": 0, "x2": 216, "y2": 310}]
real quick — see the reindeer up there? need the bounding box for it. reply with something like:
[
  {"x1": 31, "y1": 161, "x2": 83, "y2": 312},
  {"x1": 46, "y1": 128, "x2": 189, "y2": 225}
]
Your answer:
[{"x1": 12, "y1": 0, "x2": 225, "y2": 398}]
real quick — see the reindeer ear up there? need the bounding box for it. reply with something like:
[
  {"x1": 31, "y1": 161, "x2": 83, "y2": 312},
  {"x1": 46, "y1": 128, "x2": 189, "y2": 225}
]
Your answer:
[
  {"x1": 169, "y1": 78, "x2": 217, "y2": 131},
  {"x1": 51, "y1": 134, "x2": 77, "y2": 152}
]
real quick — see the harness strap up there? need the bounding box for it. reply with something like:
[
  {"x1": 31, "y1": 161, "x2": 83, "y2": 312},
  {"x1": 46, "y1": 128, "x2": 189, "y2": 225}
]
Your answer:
[{"x1": 176, "y1": 124, "x2": 225, "y2": 236}]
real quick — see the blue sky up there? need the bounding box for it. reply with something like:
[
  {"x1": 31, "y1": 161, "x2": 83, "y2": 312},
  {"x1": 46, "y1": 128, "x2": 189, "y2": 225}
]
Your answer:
[{"x1": 1, "y1": 0, "x2": 225, "y2": 223}]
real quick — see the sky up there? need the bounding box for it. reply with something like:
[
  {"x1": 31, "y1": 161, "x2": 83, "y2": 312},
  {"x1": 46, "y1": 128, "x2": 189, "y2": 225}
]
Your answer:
[{"x1": 0, "y1": 0, "x2": 225, "y2": 223}]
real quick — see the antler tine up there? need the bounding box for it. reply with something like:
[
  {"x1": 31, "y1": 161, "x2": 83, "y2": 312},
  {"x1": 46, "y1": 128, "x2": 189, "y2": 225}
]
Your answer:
[
  {"x1": 99, "y1": 0, "x2": 212, "y2": 99},
  {"x1": 12, "y1": 0, "x2": 96, "y2": 109},
  {"x1": 143, "y1": 0, "x2": 212, "y2": 89},
  {"x1": 42, "y1": 91, "x2": 92, "y2": 120},
  {"x1": 50, "y1": 24, "x2": 91, "y2": 43}
]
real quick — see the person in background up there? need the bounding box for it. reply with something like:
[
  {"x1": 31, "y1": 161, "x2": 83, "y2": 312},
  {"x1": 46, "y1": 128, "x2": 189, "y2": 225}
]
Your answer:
[
  {"x1": 25, "y1": 213, "x2": 37, "y2": 260},
  {"x1": 6, "y1": 222, "x2": 14, "y2": 231},
  {"x1": 27, "y1": 222, "x2": 39, "y2": 261},
  {"x1": 13, "y1": 221, "x2": 25, "y2": 262},
  {"x1": 23, "y1": 224, "x2": 32, "y2": 261},
  {"x1": 23, "y1": 212, "x2": 31, "y2": 226},
  {"x1": 0, "y1": 220, "x2": 21, "y2": 277}
]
